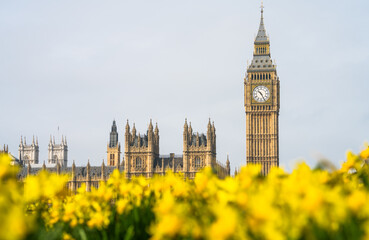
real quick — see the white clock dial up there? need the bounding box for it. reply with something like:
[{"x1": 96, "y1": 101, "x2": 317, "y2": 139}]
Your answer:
[{"x1": 253, "y1": 86, "x2": 270, "y2": 102}]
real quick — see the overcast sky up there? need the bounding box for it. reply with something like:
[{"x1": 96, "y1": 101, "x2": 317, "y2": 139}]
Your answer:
[{"x1": 1, "y1": 0, "x2": 369, "y2": 172}]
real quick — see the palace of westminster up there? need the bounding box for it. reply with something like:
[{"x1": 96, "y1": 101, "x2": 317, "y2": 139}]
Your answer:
[{"x1": 2, "y1": 4, "x2": 280, "y2": 190}]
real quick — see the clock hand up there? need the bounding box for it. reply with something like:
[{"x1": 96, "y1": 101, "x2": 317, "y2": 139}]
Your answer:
[{"x1": 258, "y1": 91, "x2": 266, "y2": 101}]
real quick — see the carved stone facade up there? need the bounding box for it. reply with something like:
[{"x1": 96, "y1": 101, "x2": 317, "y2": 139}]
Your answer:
[
  {"x1": 48, "y1": 136, "x2": 68, "y2": 167},
  {"x1": 17, "y1": 119, "x2": 230, "y2": 191},
  {"x1": 124, "y1": 119, "x2": 229, "y2": 179},
  {"x1": 19, "y1": 136, "x2": 39, "y2": 165},
  {"x1": 124, "y1": 119, "x2": 159, "y2": 178},
  {"x1": 244, "y1": 5, "x2": 280, "y2": 175},
  {"x1": 183, "y1": 119, "x2": 217, "y2": 179}
]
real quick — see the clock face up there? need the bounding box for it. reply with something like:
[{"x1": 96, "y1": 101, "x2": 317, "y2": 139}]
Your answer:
[{"x1": 253, "y1": 85, "x2": 270, "y2": 102}]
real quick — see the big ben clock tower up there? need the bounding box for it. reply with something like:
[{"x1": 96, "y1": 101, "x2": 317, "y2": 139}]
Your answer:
[{"x1": 244, "y1": 3, "x2": 280, "y2": 175}]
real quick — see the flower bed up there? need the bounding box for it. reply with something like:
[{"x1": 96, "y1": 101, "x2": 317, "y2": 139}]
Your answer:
[{"x1": 1, "y1": 145, "x2": 369, "y2": 240}]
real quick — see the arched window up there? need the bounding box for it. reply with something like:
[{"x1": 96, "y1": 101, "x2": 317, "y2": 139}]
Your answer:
[
  {"x1": 53, "y1": 155, "x2": 58, "y2": 164},
  {"x1": 195, "y1": 157, "x2": 201, "y2": 168},
  {"x1": 136, "y1": 157, "x2": 142, "y2": 169}
]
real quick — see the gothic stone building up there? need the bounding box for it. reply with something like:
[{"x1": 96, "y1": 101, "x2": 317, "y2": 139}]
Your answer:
[
  {"x1": 122, "y1": 119, "x2": 228, "y2": 179},
  {"x1": 18, "y1": 135, "x2": 68, "y2": 168},
  {"x1": 244, "y1": 4, "x2": 280, "y2": 175},
  {"x1": 19, "y1": 136, "x2": 39, "y2": 165},
  {"x1": 18, "y1": 119, "x2": 230, "y2": 191}
]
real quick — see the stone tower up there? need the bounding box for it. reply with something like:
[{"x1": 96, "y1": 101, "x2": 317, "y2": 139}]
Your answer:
[
  {"x1": 124, "y1": 120, "x2": 159, "y2": 178},
  {"x1": 19, "y1": 136, "x2": 39, "y2": 165},
  {"x1": 183, "y1": 119, "x2": 216, "y2": 179},
  {"x1": 244, "y1": 3, "x2": 280, "y2": 175},
  {"x1": 48, "y1": 135, "x2": 68, "y2": 167},
  {"x1": 107, "y1": 120, "x2": 121, "y2": 167}
]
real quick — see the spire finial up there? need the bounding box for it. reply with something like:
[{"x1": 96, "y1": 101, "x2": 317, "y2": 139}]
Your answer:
[{"x1": 261, "y1": 0, "x2": 264, "y2": 15}]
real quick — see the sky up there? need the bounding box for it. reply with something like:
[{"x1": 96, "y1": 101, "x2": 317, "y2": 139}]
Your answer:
[{"x1": 1, "y1": 0, "x2": 369, "y2": 172}]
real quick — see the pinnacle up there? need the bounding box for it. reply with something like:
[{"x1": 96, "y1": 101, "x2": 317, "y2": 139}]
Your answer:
[{"x1": 255, "y1": 2, "x2": 269, "y2": 43}]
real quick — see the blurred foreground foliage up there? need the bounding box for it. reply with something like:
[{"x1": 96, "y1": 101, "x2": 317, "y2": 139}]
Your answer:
[{"x1": 1, "y1": 144, "x2": 369, "y2": 240}]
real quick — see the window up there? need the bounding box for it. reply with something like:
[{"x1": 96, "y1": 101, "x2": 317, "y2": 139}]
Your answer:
[
  {"x1": 53, "y1": 155, "x2": 58, "y2": 164},
  {"x1": 195, "y1": 157, "x2": 201, "y2": 168},
  {"x1": 136, "y1": 157, "x2": 142, "y2": 169}
]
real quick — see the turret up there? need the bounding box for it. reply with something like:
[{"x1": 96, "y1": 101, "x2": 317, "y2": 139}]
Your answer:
[
  {"x1": 72, "y1": 160, "x2": 76, "y2": 179},
  {"x1": 154, "y1": 122, "x2": 159, "y2": 153},
  {"x1": 154, "y1": 123, "x2": 159, "y2": 136},
  {"x1": 57, "y1": 162, "x2": 61, "y2": 175},
  {"x1": 101, "y1": 160, "x2": 106, "y2": 181},
  {"x1": 107, "y1": 120, "x2": 121, "y2": 167},
  {"x1": 3, "y1": 144, "x2": 8, "y2": 153},
  {"x1": 207, "y1": 119, "x2": 212, "y2": 148},
  {"x1": 86, "y1": 160, "x2": 91, "y2": 192},
  {"x1": 148, "y1": 119, "x2": 153, "y2": 146},
  {"x1": 148, "y1": 119, "x2": 153, "y2": 132},
  {"x1": 183, "y1": 119, "x2": 189, "y2": 147},
  {"x1": 87, "y1": 160, "x2": 91, "y2": 175},
  {"x1": 112, "y1": 120, "x2": 117, "y2": 132},
  {"x1": 27, "y1": 162, "x2": 31, "y2": 176},
  {"x1": 125, "y1": 120, "x2": 130, "y2": 133},
  {"x1": 109, "y1": 120, "x2": 118, "y2": 148},
  {"x1": 212, "y1": 122, "x2": 216, "y2": 152},
  {"x1": 42, "y1": 161, "x2": 46, "y2": 171},
  {"x1": 188, "y1": 122, "x2": 193, "y2": 137},
  {"x1": 69, "y1": 160, "x2": 76, "y2": 193},
  {"x1": 132, "y1": 123, "x2": 136, "y2": 138},
  {"x1": 125, "y1": 120, "x2": 130, "y2": 148},
  {"x1": 226, "y1": 155, "x2": 230, "y2": 176},
  {"x1": 184, "y1": 118, "x2": 188, "y2": 132}
]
